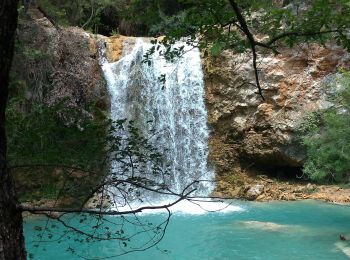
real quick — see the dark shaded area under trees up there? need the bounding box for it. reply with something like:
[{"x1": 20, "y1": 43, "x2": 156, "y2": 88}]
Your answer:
[{"x1": 24, "y1": 0, "x2": 188, "y2": 36}]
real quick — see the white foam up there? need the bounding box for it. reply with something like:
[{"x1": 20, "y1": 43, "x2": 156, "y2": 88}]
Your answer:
[
  {"x1": 112, "y1": 198, "x2": 244, "y2": 216},
  {"x1": 167, "y1": 199, "x2": 244, "y2": 215},
  {"x1": 335, "y1": 241, "x2": 350, "y2": 258}
]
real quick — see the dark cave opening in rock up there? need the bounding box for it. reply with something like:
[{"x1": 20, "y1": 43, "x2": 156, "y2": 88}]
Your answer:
[{"x1": 241, "y1": 161, "x2": 306, "y2": 182}]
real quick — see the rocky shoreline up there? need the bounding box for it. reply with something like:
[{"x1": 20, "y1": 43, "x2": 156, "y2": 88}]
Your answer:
[
  {"x1": 23, "y1": 174, "x2": 350, "y2": 214},
  {"x1": 214, "y1": 171, "x2": 350, "y2": 204}
]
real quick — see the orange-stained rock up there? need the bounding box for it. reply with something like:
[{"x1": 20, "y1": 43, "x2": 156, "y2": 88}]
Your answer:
[
  {"x1": 105, "y1": 35, "x2": 126, "y2": 62},
  {"x1": 205, "y1": 43, "x2": 350, "y2": 170},
  {"x1": 215, "y1": 169, "x2": 350, "y2": 204},
  {"x1": 205, "y1": 40, "x2": 350, "y2": 202}
]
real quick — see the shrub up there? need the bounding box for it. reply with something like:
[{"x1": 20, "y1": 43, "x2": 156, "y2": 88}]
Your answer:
[{"x1": 300, "y1": 73, "x2": 350, "y2": 183}]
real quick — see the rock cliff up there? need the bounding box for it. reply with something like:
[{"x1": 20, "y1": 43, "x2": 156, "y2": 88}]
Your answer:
[
  {"x1": 205, "y1": 44, "x2": 350, "y2": 199},
  {"x1": 13, "y1": 8, "x2": 109, "y2": 115},
  {"x1": 205, "y1": 44, "x2": 350, "y2": 169},
  {"x1": 11, "y1": 9, "x2": 111, "y2": 207}
]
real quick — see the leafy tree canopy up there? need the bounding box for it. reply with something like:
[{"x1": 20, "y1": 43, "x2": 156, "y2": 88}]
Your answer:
[
  {"x1": 30, "y1": 0, "x2": 350, "y2": 54},
  {"x1": 130, "y1": 0, "x2": 350, "y2": 97},
  {"x1": 137, "y1": 0, "x2": 350, "y2": 48}
]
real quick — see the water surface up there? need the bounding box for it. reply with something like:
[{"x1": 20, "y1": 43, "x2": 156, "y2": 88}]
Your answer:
[{"x1": 25, "y1": 200, "x2": 350, "y2": 259}]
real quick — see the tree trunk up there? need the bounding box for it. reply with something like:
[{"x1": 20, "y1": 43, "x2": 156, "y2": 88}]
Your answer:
[{"x1": 0, "y1": 0, "x2": 26, "y2": 259}]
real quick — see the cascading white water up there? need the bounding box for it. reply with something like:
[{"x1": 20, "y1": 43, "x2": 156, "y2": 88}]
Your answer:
[{"x1": 99, "y1": 38, "x2": 214, "y2": 205}]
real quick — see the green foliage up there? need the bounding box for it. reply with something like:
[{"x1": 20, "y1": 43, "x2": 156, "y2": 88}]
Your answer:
[
  {"x1": 10, "y1": 18, "x2": 54, "y2": 105},
  {"x1": 9, "y1": 35, "x2": 109, "y2": 203},
  {"x1": 110, "y1": 28, "x2": 119, "y2": 36},
  {"x1": 125, "y1": 0, "x2": 188, "y2": 35},
  {"x1": 299, "y1": 73, "x2": 350, "y2": 183},
  {"x1": 6, "y1": 100, "x2": 107, "y2": 169},
  {"x1": 31, "y1": 0, "x2": 174, "y2": 36},
  {"x1": 6, "y1": 98, "x2": 108, "y2": 204},
  {"x1": 25, "y1": 0, "x2": 350, "y2": 45},
  {"x1": 6, "y1": 95, "x2": 169, "y2": 205},
  {"x1": 33, "y1": 0, "x2": 122, "y2": 34},
  {"x1": 137, "y1": 0, "x2": 350, "y2": 61}
]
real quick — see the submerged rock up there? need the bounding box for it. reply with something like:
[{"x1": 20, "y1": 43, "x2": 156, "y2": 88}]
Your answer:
[
  {"x1": 238, "y1": 221, "x2": 304, "y2": 232},
  {"x1": 335, "y1": 241, "x2": 350, "y2": 258}
]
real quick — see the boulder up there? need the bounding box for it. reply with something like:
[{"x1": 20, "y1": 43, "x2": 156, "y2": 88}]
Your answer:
[{"x1": 246, "y1": 184, "x2": 264, "y2": 200}]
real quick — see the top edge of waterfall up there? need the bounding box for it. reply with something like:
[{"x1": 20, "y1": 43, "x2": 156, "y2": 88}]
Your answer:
[{"x1": 98, "y1": 36, "x2": 200, "y2": 65}]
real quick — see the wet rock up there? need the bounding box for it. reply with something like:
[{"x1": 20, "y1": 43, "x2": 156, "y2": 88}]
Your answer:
[{"x1": 246, "y1": 184, "x2": 264, "y2": 200}]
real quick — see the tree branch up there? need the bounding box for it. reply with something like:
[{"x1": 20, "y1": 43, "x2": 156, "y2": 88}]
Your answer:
[
  {"x1": 19, "y1": 189, "x2": 194, "y2": 215},
  {"x1": 266, "y1": 29, "x2": 340, "y2": 46},
  {"x1": 227, "y1": 1, "x2": 343, "y2": 100},
  {"x1": 228, "y1": 0, "x2": 265, "y2": 100},
  {"x1": 37, "y1": 6, "x2": 59, "y2": 29}
]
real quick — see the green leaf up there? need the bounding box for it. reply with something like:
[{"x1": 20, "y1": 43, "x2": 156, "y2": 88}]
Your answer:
[{"x1": 210, "y1": 42, "x2": 223, "y2": 56}]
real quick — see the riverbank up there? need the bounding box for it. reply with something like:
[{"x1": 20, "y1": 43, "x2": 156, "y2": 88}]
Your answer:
[
  {"x1": 22, "y1": 175, "x2": 350, "y2": 216},
  {"x1": 214, "y1": 170, "x2": 350, "y2": 204}
]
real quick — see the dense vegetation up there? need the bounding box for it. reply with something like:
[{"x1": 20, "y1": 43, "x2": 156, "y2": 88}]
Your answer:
[
  {"x1": 6, "y1": 100, "x2": 108, "y2": 204},
  {"x1": 299, "y1": 73, "x2": 350, "y2": 183},
  {"x1": 31, "y1": 0, "x2": 186, "y2": 36},
  {"x1": 140, "y1": 1, "x2": 350, "y2": 52},
  {"x1": 6, "y1": 14, "x2": 109, "y2": 204}
]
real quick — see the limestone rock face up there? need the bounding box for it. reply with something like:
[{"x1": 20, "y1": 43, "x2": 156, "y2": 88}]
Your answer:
[
  {"x1": 205, "y1": 44, "x2": 350, "y2": 169},
  {"x1": 14, "y1": 9, "x2": 110, "y2": 116}
]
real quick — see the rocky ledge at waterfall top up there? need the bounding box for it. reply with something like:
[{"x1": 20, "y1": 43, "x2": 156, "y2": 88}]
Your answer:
[{"x1": 19, "y1": 9, "x2": 350, "y2": 204}]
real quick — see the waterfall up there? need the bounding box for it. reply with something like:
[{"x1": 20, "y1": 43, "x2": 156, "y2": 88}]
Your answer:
[{"x1": 99, "y1": 38, "x2": 214, "y2": 205}]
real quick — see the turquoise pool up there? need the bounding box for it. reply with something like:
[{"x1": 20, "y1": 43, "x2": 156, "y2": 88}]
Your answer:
[{"x1": 24, "y1": 200, "x2": 350, "y2": 259}]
